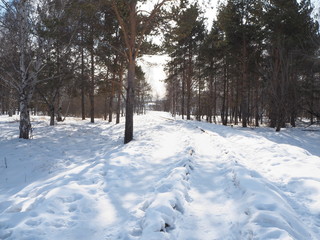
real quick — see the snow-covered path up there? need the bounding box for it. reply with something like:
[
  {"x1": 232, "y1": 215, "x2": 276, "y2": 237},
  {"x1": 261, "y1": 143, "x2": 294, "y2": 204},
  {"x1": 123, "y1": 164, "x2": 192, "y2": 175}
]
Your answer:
[
  {"x1": 176, "y1": 121, "x2": 320, "y2": 240},
  {"x1": 0, "y1": 112, "x2": 320, "y2": 240}
]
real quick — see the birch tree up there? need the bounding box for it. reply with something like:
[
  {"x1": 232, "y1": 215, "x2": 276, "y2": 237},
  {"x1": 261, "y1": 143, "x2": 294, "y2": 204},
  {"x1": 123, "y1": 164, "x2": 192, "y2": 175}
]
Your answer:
[
  {"x1": 0, "y1": 0, "x2": 42, "y2": 138},
  {"x1": 0, "y1": 0, "x2": 58, "y2": 138}
]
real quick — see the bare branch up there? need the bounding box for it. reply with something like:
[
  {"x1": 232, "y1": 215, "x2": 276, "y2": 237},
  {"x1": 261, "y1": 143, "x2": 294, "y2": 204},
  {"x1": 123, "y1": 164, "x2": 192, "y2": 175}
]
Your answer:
[
  {"x1": 103, "y1": 41, "x2": 127, "y2": 58},
  {"x1": 0, "y1": 67, "x2": 20, "y2": 91}
]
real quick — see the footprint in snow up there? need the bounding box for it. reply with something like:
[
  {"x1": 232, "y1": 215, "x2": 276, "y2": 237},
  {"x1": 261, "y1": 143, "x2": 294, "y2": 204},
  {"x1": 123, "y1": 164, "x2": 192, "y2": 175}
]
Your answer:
[
  {"x1": 68, "y1": 203, "x2": 77, "y2": 213},
  {"x1": 25, "y1": 218, "x2": 42, "y2": 227},
  {"x1": 58, "y1": 193, "x2": 83, "y2": 203},
  {"x1": 255, "y1": 203, "x2": 277, "y2": 211}
]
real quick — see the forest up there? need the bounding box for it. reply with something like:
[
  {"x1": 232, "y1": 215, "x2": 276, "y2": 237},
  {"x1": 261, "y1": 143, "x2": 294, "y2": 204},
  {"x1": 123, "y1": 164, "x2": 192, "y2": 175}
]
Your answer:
[
  {"x1": 1, "y1": 1, "x2": 320, "y2": 239},
  {"x1": 0, "y1": 0, "x2": 319, "y2": 143}
]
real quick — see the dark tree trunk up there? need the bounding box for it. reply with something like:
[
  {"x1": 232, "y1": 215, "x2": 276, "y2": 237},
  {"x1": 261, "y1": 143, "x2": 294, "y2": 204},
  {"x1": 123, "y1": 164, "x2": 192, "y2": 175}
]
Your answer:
[
  {"x1": 186, "y1": 46, "x2": 192, "y2": 121},
  {"x1": 124, "y1": 59, "x2": 135, "y2": 144},
  {"x1": 108, "y1": 89, "x2": 114, "y2": 122},
  {"x1": 49, "y1": 105, "x2": 55, "y2": 126},
  {"x1": 255, "y1": 106, "x2": 260, "y2": 127},
  {"x1": 181, "y1": 66, "x2": 185, "y2": 120},
  {"x1": 221, "y1": 62, "x2": 228, "y2": 126},
  {"x1": 290, "y1": 114, "x2": 296, "y2": 127},
  {"x1": 109, "y1": 61, "x2": 117, "y2": 122},
  {"x1": 186, "y1": 75, "x2": 191, "y2": 120},
  {"x1": 104, "y1": 95, "x2": 108, "y2": 121},
  {"x1": 224, "y1": 78, "x2": 229, "y2": 126},
  {"x1": 81, "y1": 45, "x2": 86, "y2": 120},
  {"x1": 116, "y1": 92, "x2": 121, "y2": 124},
  {"x1": 116, "y1": 64, "x2": 123, "y2": 124},
  {"x1": 89, "y1": 44, "x2": 95, "y2": 123},
  {"x1": 241, "y1": 98, "x2": 248, "y2": 128},
  {"x1": 241, "y1": 34, "x2": 248, "y2": 128},
  {"x1": 208, "y1": 73, "x2": 213, "y2": 123},
  {"x1": 56, "y1": 93, "x2": 63, "y2": 122}
]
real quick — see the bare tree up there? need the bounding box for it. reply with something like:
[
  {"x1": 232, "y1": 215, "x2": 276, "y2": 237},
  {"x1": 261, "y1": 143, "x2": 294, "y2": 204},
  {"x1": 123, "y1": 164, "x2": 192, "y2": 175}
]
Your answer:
[{"x1": 0, "y1": 0, "x2": 45, "y2": 138}]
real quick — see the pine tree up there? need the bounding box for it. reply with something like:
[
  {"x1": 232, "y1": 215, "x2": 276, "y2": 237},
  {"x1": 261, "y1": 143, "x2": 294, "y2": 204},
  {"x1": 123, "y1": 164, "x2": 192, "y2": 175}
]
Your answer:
[
  {"x1": 264, "y1": 0, "x2": 319, "y2": 130},
  {"x1": 110, "y1": 0, "x2": 175, "y2": 144},
  {"x1": 164, "y1": 2, "x2": 205, "y2": 120}
]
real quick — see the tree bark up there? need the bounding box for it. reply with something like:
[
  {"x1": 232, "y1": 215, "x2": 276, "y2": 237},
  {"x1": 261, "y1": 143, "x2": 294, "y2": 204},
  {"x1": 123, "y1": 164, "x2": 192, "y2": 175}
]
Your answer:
[
  {"x1": 18, "y1": 1, "x2": 34, "y2": 139},
  {"x1": 50, "y1": 105, "x2": 55, "y2": 126},
  {"x1": 19, "y1": 93, "x2": 31, "y2": 139},
  {"x1": 116, "y1": 63, "x2": 123, "y2": 124},
  {"x1": 124, "y1": 58, "x2": 135, "y2": 144},
  {"x1": 89, "y1": 35, "x2": 95, "y2": 123},
  {"x1": 108, "y1": 84, "x2": 114, "y2": 122},
  {"x1": 181, "y1": 63, "x2": 186, "y2": 119},
  {"x1": 81, "y1": 44, "x2": 86, "y2": 120}
]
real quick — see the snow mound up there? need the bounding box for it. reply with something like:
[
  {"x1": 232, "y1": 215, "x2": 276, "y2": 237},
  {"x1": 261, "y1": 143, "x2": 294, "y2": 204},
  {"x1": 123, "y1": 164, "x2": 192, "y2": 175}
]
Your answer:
[{"x1": 140, "y1": 148, "x2": 195, "y2": 240}]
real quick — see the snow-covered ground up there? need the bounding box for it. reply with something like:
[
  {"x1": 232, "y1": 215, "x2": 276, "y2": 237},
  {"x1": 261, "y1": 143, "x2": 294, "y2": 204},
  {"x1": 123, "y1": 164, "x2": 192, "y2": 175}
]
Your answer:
[{"x1": 0, "y1": 111, "x2": 319, "y2": 240}]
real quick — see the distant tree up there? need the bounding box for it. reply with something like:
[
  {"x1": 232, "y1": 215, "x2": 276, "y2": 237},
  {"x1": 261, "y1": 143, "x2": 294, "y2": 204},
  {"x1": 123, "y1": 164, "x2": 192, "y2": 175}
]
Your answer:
[
  {"x1": 264, "y1": 0, "x2": 319, "y2": 130},
  {"x1": 164, "y1": 0, "x2": 319, "y2": 130},
  {"x1": 199, "y1": 22, "x2": 225, "y2": 124},
  {"x1": 35, "y1": 0, "x2": 78, "y2": 126},
  {"x1": 164, "y1": 2, "x2": 205, "y2": 120},
  {"x1": 135, "y1": 65, "x2": 152, "y2": 115}
]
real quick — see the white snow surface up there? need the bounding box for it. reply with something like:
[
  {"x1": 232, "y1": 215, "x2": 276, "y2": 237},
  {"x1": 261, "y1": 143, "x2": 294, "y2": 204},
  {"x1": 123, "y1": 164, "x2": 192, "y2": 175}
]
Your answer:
[{"x1": 0, "y1": 111, "x2": 320, "y2": 240}]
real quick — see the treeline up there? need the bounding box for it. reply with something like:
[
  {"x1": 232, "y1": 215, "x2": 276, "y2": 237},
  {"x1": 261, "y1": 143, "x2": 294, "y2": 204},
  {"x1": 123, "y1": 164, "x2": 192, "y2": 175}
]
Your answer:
[
  {"x1": 164, "y1": 0, "x2": 320, "y2": 130},
  {"x1": 1, "y1": 0, "x2": 319, "y2": 142},
  {"x1": 0, "y1": 0, "x2": 175, "y2": 142}
]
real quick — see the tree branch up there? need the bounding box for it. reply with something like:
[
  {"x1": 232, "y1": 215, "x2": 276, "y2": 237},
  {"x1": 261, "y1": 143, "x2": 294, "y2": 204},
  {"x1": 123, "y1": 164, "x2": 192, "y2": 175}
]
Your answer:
[
  {"x1": 136, "y1": 0, "x2": 174, "y2": 55},
  {"x1": 111, "y1": 0, "x2": 131, "y2": 60}
]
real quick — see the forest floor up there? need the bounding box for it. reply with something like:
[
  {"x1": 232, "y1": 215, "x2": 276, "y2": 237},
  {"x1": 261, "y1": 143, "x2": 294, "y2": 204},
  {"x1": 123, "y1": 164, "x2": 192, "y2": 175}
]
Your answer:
[{"x1": 0, "y1": 111, "x2": 320, "y2": 240}]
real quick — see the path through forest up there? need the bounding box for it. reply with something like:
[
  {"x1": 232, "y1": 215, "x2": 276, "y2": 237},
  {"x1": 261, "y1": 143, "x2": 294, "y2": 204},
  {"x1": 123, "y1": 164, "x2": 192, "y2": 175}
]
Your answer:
[{"x1": 0, "y1": 112, "x2": 320, "y2": 240}]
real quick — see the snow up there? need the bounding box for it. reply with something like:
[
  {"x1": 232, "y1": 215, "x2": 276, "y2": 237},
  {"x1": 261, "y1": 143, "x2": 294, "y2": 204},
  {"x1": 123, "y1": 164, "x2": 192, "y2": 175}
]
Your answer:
[{"x1": 0, "y1": 112, "x2": 320, "y2": 240}]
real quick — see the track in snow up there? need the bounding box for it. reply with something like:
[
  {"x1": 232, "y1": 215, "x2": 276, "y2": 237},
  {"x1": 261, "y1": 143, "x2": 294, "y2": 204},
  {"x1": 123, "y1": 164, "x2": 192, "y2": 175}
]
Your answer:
[{"x1": 0, "y1": 112, "x2": 319, "y2": 240}]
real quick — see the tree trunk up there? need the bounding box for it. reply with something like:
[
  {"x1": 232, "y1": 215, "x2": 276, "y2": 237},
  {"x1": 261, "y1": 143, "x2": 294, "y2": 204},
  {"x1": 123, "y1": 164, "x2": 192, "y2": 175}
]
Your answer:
[
  {"x1": 56, "y1": 107, "x2": 62, "y2": 122},
  {"x1": 49, "y1": 105, "x2": 55, "y2": 126},
  {"x1": 241, "y1": 98, "x2": 248, "y2": 127},
  {"x1": 181, "y1": 66, "x2": 185, "y2": 120},
  {"x1": 19, "y1": 94, "x2": 31, "y2": 139},
  {"x1": 89, "y1": 42, "x2": 95, "y2": 123},
  {"x1": 18, "y1": 1, "x2": 33, "y2": 139},
  {"x1": 81, "y1": 44, "x2": 86, "y2": 120},
  {"x1": 56, "y1": 92, "x2": 63, "y2": 122},
  {"x1": 186, "y1": 74, "x2": 191, "y2": 120},
  {"x1": 124, "y1": 59, "x2": 135, "y2": 144},
  {"x1": 116, "y1": 63, "x2": 123, "y2": 124},
  {"x1": 104, "y1": 95, "x2": 108, "y2": 121},
  {"x1": 221, "y1": 61, "x2": 228, "y2": 126},
  {"x1": 197, "y1": 65, "x2": 201, "y2": 121},
  {"x1": 109, "y1": 58, "x2": 117, "y2": 122},
  {"x1": 241, "y1": 34, "x2": 248, "y2": 128},
  {"x1": 186, "y1": 45, "x2": 192, "y2": 120},
  {"x1": 108, "y1": 86, "x2": 114, "y2": 122}
]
